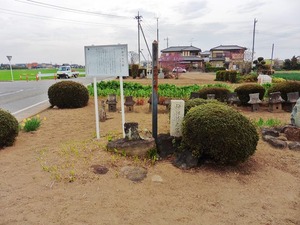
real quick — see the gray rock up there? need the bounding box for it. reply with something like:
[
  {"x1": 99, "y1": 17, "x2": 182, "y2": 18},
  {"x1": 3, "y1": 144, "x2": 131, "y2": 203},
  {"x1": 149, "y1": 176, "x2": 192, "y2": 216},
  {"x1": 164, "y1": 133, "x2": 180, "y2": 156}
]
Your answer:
[
  {"x1": 261, "y1": 128, "x2": 280, "y2": 137},
  {"x1": 288, "y1": 142, "x2": 300, "y2": 151},
  {"x1": 173, "y1": 150, "x2": 199, "y2": 169},
  {"x1": 262, "y1": 135, "x2": 276, "y2": 141},
  {"x1": 266, "y1": 138, "x2": 287, "y2": 149},
  {"x1": 107, "y1": 138, "x2": 155, "y2": 157},
  {"x1": 120, "y1": 166, "x2": 147, "y2": 182}
]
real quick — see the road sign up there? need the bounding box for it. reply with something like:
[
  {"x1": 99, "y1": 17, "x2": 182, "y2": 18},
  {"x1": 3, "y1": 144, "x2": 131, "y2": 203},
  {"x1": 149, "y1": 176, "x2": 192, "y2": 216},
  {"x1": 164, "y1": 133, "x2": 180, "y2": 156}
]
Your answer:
[{"x1": 84, "y1": 44, "x2": 129, "y2": 77}]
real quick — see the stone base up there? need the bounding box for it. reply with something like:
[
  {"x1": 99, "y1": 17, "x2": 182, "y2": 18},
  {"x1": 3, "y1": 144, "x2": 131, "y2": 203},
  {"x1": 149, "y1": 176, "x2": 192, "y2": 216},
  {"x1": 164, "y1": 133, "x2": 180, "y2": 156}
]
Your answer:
[
  {"x1": 106, "y1": 138, "x2": 155, "y2": 157},
  {"x1": 268, "y1": 103, "x2": 282, "y2": 112}
]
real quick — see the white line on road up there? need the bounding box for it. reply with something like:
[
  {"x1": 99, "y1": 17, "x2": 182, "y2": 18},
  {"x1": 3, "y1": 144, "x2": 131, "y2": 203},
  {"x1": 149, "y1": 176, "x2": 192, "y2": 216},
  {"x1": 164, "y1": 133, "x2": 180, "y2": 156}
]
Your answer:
[
  {"x1": 11, "y1": 100, "x2": 49, "y2": 115},
  {"x1": 0, "y1": 89, "x2": 24, "y2": 97}
]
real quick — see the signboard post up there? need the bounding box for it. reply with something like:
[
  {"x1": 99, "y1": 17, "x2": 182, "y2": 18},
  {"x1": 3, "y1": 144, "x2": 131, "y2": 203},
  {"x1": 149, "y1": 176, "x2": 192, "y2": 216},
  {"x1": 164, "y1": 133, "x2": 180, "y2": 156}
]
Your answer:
[
  {"x1": 6, "y1": 56, "x2": 14, "y2": 82},
  {"x1": 84, "y1": 44, "x2": 129, "y2": 139}
]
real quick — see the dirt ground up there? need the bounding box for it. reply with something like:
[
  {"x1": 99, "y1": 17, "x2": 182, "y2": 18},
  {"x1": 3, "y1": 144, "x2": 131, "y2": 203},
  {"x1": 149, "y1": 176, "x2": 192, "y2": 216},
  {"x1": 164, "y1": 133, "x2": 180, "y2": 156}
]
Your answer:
[{"x1": 1, "y1": 72, "x2": 300, "y2": 225}]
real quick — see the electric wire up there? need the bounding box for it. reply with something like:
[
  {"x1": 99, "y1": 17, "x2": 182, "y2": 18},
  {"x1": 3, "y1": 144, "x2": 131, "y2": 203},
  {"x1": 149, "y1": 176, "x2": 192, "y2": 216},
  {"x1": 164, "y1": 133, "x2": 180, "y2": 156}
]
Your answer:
[
  {"x1": 15, "y1": 0, "x2": 131, "y2": 19},
  {"x1": 0, "y1": 8, "x2": 133, "y2": 28}
]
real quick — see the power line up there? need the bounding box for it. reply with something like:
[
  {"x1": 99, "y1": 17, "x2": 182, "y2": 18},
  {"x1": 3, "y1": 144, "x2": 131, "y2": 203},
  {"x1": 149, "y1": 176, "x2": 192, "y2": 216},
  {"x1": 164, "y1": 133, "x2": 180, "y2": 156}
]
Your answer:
[
  {"x1": 15, "y1": 0, "x2": 131, "y2": 19},
  {"x1": 0, "y1": 8, "x2": 131, "y2": 28}
]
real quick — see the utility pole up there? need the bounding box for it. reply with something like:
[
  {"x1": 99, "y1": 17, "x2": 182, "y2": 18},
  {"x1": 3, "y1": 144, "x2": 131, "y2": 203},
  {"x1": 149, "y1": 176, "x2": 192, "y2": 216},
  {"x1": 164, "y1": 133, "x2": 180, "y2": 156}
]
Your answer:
[
  {"x1": 270, "y1": 43, "x2": 274, "y2": 72},
  {"x1": 164, "y1": 37, "x2": 169, "y2": 48},
  {"x1": 135, "y1": 12, "x2": 142, "y2": 65},
  {"x1": 156, "y1": 17, "x2": 159, "y2": 53},
  {"x1": 251, "y1": 18, "x2": 258, "y2": 71}
]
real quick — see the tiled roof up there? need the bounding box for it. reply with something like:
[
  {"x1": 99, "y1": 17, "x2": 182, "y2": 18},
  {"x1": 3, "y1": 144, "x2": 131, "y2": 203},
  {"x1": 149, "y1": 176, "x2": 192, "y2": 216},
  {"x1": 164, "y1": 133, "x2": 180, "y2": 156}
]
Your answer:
[
  {"x1": 210, "y1": 45, "x2": 247, "y2": 51},
  {"x1": 161, "y1": 46, "x2": 201, "y2": 52}
]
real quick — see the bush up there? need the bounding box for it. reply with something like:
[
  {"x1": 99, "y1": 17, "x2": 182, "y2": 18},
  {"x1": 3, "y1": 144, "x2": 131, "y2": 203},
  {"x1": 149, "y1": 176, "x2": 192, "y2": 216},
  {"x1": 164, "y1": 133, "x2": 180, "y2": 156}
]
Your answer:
[
  {"x1": 0, "y1": 109, "x2": 19, "y2": 149},
  {"x1": 131, "y1": 64, "x2": 139, "y2": 79},
  {"x1": 234, "y1": 84, "x2": 265, "y2": 105},
  {"x1": 198, "y1": 87, "x2": 230, "y2": 102},
  {"x1": 239, "y1": 74, "x2": 258, "y2": 82},
  {"x1": 267, "y1": 81, "x2": 300, "y2": 101},
  {"x1": 181, "y1": 103, "x2": 258, "y2": 165},
  {"x1": 48, "y1": 81, "x2": 89, "y2": 108},
  {"x1": 184, "y1": 98, "x2": 221, "y2": 114}
]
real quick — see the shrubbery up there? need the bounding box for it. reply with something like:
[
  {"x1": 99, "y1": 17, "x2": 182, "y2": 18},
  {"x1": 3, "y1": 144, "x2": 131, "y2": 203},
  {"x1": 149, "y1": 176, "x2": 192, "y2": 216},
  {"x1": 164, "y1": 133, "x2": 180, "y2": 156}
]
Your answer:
[
  {"x1": 0, "y1": 109, "x2": 19, "y2": 149},
  {"x1": 267, "y1": 81, "x2": 300, "y2": 101},
  {"x1": 181, "y1": 103, "x2": 258, "y2": 165},
  {"x1": 215, "y1": 70, "x2": 238, "y2": 83},
  {"x1": 234, "y1": 84, "x2": 265, "y2": 105},
  {"x1": 198, "y1": 87, "x2": 230, "y2": 102},
  {"x1": 48, "y1": 81, "x2": 89, "y2": 108},
  {"x1": 184, "y1": 98, "x2": 221, "y2": 114}
]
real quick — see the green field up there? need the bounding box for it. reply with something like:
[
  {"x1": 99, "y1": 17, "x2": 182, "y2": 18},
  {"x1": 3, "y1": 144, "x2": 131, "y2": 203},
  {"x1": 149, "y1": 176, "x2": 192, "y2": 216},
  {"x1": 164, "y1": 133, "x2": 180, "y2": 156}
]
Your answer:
[
  {"x1": 272, "y1": 71, "x2": 300, "y2": 81},
  {"x1": 0, "y1": 68, "x2": 85, "y2": 81}
]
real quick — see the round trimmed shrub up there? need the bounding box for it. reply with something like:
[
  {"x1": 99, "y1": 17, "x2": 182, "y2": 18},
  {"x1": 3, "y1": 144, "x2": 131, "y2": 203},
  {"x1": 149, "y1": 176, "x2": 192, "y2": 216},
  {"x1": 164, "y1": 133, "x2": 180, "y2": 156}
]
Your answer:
[
  {"x1": 0, "y1": 109, "x2": 19, "y2": 149},
  {"x1": 181, "y1": 103, "x2": 258, "y2": 165},
  {"x1": 198, "y1": 87, "x2": 230, "y2": 102},
  {"x1": 48, "y1": 81, "x2": 89, "y2": 108},
  {"x1": 185, "y1": 98, "x2": 222, "y2": 114},
  {"x1": 267, "y1": 81, "x2": 300, "y2": 101},
  {"x1": 234, "y1": 84, "x2": 265, "y2": 105}
]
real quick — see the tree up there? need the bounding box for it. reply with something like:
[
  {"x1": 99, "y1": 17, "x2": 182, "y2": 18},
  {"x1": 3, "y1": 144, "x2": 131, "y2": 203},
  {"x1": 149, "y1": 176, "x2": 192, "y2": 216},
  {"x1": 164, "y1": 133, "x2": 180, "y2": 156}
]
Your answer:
[
  {"x1": 291, "y1": 56, "x2": 298, "y2": 70},
  {"x1": 160, "y1": 53, "x2": 184, "y2": 77},
  {"x1": 283, "y1": 59, "x2": 292, "y2": 70},
  {"x1": 253, "y1": 57, "x2": 269, "y2": 74}
]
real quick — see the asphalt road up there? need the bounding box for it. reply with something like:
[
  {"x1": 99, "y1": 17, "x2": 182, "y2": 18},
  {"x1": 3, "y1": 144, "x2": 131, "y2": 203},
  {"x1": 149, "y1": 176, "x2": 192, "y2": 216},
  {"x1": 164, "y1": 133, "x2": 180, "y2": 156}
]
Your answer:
[{"x1": 0, "y1": 77, "x2": 110, "y2": 122}]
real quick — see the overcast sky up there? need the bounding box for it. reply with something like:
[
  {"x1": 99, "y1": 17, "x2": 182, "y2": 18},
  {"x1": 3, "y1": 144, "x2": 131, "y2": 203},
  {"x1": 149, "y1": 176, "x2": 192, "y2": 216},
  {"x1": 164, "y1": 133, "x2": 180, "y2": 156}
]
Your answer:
[{"x1": 1, "y1": 0, "x2": 299, "y2": 65}]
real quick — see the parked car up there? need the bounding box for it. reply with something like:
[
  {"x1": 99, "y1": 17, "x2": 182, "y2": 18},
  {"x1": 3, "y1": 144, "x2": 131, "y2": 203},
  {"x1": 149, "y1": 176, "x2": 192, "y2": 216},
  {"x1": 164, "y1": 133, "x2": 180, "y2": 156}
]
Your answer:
[{"x1": 172, "y1": 67, "x2": 186, "y2": 73}]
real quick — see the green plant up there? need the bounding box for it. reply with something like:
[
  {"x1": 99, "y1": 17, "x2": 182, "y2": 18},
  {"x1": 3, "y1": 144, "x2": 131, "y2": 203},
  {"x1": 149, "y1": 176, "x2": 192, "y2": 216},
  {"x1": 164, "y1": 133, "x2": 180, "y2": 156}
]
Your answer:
[
  {"x1": 147, "y1": 147, "x2": 159, "y2": 164},
  {"x1": 181, "y1": 103, "x2": 259, "y2": 165},
  {"x1": 234, "y1": 84, "x2": 265, "y2": 105},
  {"x1": 253, "y1": 118, "x2": 282, "y2": 128},
  {"x1": 20, "y1": 115, "x2": 43, "y2": 132},
  {"x1": 0, "y1": 109, "x2": 19, "y2": 149},
  {"x1": 48, "y1": 81, "x2": 89, "y2": 108}
]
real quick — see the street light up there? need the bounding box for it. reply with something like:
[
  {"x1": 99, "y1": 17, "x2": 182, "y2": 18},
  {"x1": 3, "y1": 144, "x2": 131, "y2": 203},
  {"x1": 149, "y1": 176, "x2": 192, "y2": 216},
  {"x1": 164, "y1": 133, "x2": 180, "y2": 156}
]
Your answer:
[{"x1": 6, "y1": 56, "x2": 14, "y2": 81}]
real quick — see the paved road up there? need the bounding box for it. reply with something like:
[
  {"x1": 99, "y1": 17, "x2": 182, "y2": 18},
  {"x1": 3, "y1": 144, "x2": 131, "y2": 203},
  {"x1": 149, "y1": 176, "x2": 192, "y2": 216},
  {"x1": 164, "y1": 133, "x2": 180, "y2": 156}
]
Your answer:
[{"x1": 0, "y1": 77, "x2": 109, "y2": 122}]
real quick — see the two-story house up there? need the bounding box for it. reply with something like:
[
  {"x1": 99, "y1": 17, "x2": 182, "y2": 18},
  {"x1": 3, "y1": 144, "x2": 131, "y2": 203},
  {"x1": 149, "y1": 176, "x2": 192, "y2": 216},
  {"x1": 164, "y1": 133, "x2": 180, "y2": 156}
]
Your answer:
[
  {"x1": 160, "y1": 46, "x2": 204, "y2": 71},
  {"x1": 209, "y1": 45, "x2": 247, "y2": 70}
]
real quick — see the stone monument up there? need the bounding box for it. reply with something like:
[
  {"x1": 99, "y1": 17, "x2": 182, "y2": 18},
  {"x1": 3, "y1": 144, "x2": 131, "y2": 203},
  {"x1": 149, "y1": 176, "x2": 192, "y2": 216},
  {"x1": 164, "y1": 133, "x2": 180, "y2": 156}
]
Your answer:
[{"x1": 170, "y1": 100, "x2": 185, "y2": 137}]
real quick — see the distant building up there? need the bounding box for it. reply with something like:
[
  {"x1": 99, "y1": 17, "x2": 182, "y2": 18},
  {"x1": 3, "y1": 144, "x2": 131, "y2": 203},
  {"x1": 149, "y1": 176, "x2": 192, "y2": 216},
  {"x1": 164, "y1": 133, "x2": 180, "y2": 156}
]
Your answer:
[
  {"x1": 209, "y1": 45, "x2": 247, "y2": 70},
  {"x1": 160, "y1": 45, "x2": 204, "y2": 70}
]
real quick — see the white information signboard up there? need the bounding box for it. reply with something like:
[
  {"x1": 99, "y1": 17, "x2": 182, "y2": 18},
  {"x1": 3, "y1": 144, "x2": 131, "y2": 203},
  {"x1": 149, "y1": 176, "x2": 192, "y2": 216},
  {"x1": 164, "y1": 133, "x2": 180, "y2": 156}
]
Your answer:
[{"x1": 84, "y1": 44, "x2": 129, "y2": 77}]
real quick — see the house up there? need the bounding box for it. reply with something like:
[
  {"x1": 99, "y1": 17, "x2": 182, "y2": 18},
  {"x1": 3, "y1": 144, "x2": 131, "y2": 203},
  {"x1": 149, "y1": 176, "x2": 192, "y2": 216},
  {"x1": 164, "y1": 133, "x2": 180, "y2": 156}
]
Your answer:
[
  {"x1": 160, "y1": 45, "x2": 204, "y2": 71},
  {"x1": 200, "y1": 50, "x2": 210, "y2": 62},
  {"x1": 209, "y1": 45, "x2": 247, "y2": 70}
]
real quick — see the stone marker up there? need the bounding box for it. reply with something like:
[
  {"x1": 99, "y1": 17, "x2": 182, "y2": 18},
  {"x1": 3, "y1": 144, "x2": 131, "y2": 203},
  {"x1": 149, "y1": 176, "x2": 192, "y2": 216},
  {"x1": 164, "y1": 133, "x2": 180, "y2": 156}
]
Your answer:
[
  {"x1": 170, "y1": 100, "x2": 185, "y2": 137},
  {"x1": 291, "y1": 98, "x2": 300, "y2": 127},
  {"x1": 99, "y1": 100, "x2": 107, "y2": 122}
]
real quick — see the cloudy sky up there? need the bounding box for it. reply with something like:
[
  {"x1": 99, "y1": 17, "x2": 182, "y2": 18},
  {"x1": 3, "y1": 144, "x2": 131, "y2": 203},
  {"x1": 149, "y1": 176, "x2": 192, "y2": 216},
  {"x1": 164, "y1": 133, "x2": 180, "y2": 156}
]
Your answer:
[{"x1": 1, "y1": 0, "x2": 299, "y2": 65}]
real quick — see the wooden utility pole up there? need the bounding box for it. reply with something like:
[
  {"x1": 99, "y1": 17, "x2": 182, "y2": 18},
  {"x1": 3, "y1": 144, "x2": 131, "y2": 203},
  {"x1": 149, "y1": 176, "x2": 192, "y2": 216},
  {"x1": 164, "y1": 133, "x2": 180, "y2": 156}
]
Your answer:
[{"x1": 152, "y1": 40, "x2": 158, "y2": 141}]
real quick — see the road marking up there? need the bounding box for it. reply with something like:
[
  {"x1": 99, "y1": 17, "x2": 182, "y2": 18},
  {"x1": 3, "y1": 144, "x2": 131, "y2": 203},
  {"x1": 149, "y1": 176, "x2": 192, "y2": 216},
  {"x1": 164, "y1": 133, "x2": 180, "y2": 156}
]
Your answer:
[
  {"x1": 0, "y1": 89, "x2": 23, "y2": 97},
  {"x1": 11, "y1": 100, "x2": 49, "y2": 115}
]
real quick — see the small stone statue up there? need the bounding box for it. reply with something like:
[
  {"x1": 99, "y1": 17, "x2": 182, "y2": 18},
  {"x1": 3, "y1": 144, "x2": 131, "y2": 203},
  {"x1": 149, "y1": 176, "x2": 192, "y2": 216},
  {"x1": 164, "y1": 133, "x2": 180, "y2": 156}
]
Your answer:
[{"x1": 124, "y1": 122, "x2": 141, "y2": 141}]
